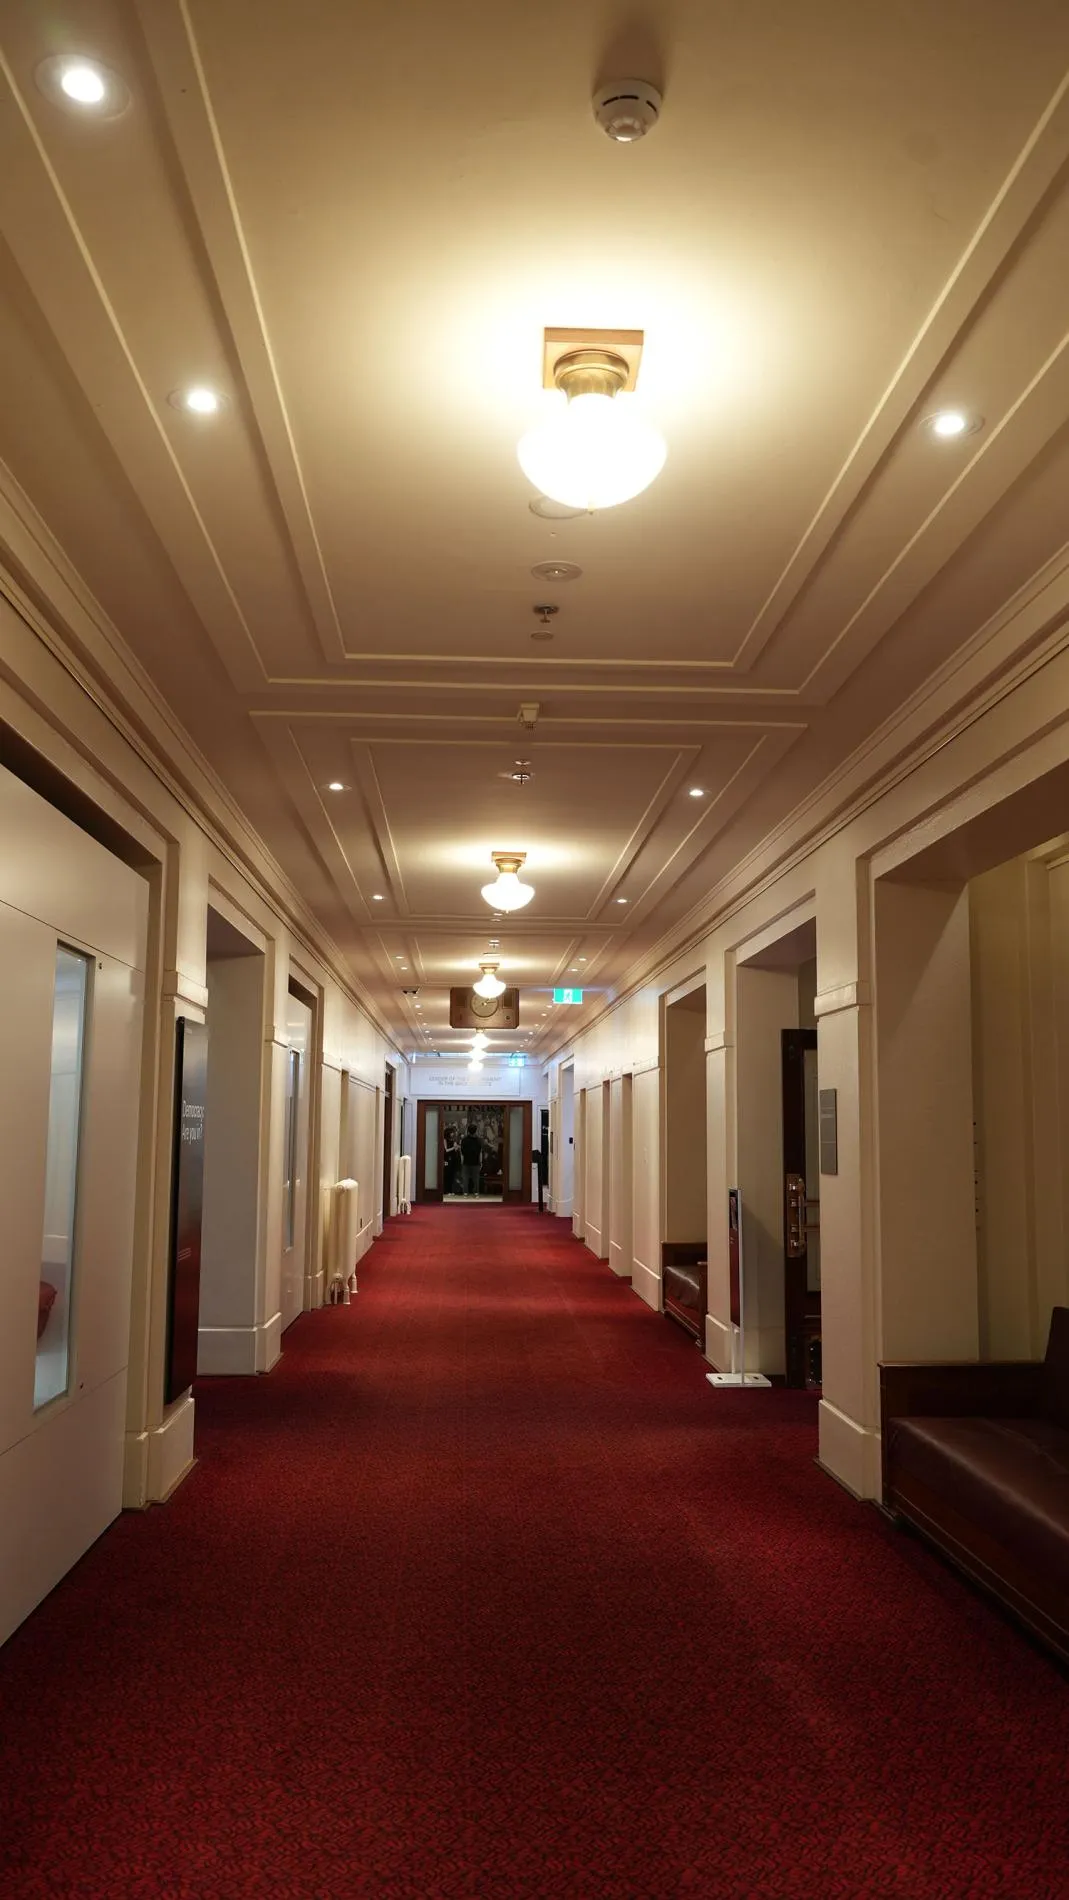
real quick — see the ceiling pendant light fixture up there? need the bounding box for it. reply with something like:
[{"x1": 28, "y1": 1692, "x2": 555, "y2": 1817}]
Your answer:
[
  {"x1": 469, "y1": 1030, "x2": 489, "y2": 1050},
  {"x1": 473, "y1": 959, "x2": 506, "y2": 999},
  {"x1": 480, "y1": 852, "x2": 534, "y2": 912},
  {"x1": 518, "y1": 348, "x2": 666, "y2": 512}
]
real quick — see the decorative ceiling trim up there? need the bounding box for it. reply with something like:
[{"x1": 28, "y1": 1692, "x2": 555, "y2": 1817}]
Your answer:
[
  {"x1": 731, "y1": 66, "x2": 1069, "y2": 674},
  {"x1": 134, "y1": 0, "x2": 349, "y2": 667}
]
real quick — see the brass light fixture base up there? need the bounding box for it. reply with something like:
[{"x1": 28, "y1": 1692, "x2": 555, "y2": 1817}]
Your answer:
[
  {"x1": 490, "y1": 852, "x2": 526, "y2": 876},
  {"x1": 542, "y1": 327, "x2": 644, "y2": 392},
  {"x1": 552, "y1": 348, "x2": 629, "y2": 401}
]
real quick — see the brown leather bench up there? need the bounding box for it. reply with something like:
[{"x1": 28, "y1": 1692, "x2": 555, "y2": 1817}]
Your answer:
[
  {"x1": 881, "y1": 1306, "x2": 1069, "y2": 1664},
  {"x1": 661, "y1": 1243, "x2": 707, "y2": 1342}
]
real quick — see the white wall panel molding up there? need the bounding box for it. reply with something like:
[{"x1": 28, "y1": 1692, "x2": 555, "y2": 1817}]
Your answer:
[
  {"x1": 544, "y1": 574, "x2": 1069, "y2": 1067},
  {"x1": 814, "y1": 980, "x2": 871, "y2": 1018},
  {"x1": 206, "y1": 880, "x2": 268, "y2": 953},
  {"x1": 704, "y1": 1030, "x2": 732, "y2": 1053},
  {"x1": 162, "y1": 968, "x2": 209, "y2": 1011},
  {"x1": 0, "y1": 556, "x2": 397, "y2": 1049},
  {"x1": 734, "y1": 899, "x2": 817, "y2": 968}
]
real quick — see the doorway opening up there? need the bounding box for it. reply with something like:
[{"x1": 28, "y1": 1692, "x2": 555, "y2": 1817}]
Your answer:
[
  {"x1": 874, "y1": 769, "x2": 1069, "y2": 1372},
  {"x1": 415, "y1": 1099, "x2": 533, "y2": 1204},
  {"x1": 556, "y1": 1063, "x2": 575, "y2": 1220},
  {"x1": 198, "y1": 903, "x2": 266, "y2": 1375},
  {"x1": 282, "y1": 978, "x2": 315, "y2": 1334},
  {"x1": 381, "y1": 1064, "x2": 394, "y2": 1221},
  {"x1": 662, "y1": 982, "x2": 708, "y2": 1339},
  {"x1": 735, "y1": 921, "x2": 819, "y2": 1387}
]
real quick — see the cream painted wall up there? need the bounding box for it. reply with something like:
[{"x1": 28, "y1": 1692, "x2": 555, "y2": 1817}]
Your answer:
[
  {"x1": 340, "y1": 1074, "x2": 381, "y2": 1270},
  {"x1": 0, "y1": 767, "x2": 146, "y2": 1646},
  {"x1": 608, "y1": 1075, "x2": 633, "y2": 1279},
  {"x1": 664, "y1": 992, "x2": 707, "y2": 1244},
  {"x1": 2, "y1": 589, "x2": 405, "y2": 1533},
  {"x1": 875, "y1": 881, "x2": 978, "y2": 1364},
  {"x1": 734, "y1": 967, "x2": 799, "y2": 1377},
  {"x1": 969, "y1": 854, "x2": 1069, "y2": 1359},
  {"x1": 198, "y1": 950, "x2": 266, "y2": 1374},
  {"x1": 631, "y1": 1067, "x2": 661, "y2": 1309},
  {"x1": 582, "y1": 1083, "x2": 608, "y2": 1260}
]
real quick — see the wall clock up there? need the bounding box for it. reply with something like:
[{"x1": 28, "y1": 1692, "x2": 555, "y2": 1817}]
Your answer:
[{"x1": 448, "y1": 986, "x2": 520, "y2": 1029}]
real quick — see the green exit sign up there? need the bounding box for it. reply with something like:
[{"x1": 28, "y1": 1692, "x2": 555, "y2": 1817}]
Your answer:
[{"x1": 552, "y1": 987, "x2": 584, "y2": 1005}]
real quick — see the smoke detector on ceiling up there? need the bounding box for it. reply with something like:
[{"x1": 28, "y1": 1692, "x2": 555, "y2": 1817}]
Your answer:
[{"x1": 593, "y1": 79, "x2": 662, "y2": 143}]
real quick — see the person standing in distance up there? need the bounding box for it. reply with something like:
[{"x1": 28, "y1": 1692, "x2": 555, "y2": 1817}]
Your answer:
[{"x1": 460, "y1": 1121, "x2": 483, "y2": 1197}]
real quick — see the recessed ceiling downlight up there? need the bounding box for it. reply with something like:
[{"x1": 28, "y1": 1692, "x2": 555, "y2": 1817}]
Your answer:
[
  {"x1": 923, "y1": 408, "x2": 983, "y2": 440},
  {"x1": 170, "y1": 384, "x2": 227, "y2": 417},
  {"x1": 36, "y1": 55, "x2": 130, "y2": 117}
]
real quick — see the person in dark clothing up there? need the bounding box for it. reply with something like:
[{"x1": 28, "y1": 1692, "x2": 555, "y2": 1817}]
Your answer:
[
  {"x1": 460, "y1": 1122, "x2": 483, "y2": 1196},
  {"x1": 443, "y1": 1124, "x2": 461, "y2": 1195}
]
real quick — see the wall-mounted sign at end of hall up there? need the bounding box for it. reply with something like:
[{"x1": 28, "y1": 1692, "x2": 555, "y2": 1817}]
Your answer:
[
  {"x1": 552, "y1": 987, "x2": 583, "y2": 1005},
  {"x1": 508, "y1": 1053, "x2": 527, "y2": 1068}
]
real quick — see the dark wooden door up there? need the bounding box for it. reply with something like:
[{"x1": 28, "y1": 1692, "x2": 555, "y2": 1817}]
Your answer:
[{"x1": 781, "y1": 1028, "x2": 821, "y2": 1389}]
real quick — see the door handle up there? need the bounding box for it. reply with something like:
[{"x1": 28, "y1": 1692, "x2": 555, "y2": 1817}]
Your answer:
[{"x1": 785, "y1": 1173, "x2": 820, "y2": 1258}]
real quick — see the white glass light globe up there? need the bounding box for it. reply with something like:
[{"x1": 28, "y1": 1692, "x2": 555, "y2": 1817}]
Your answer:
[
  {"x1": 518, "y1": 392, "x2": 666, "y2": 511},
  {"x1": 474, "y1": 968, "x2": 506, "y2": 999},
  {"x1": 480, "y1": 870, "x2": 534, "y2": 911},
  {"x1": 470, "y1": 1031, "x2": 489, "y2": 1049}
]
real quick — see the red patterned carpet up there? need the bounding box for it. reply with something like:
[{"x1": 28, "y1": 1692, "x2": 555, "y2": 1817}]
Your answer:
[{"x1": 2, "y1": 1206, "x2": 1068, "y2": 1899}]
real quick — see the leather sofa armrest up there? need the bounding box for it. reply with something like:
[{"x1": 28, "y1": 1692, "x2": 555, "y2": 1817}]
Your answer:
[{"x1": 879, "y1": 1360, "x2": 1043, "y2": 1500}]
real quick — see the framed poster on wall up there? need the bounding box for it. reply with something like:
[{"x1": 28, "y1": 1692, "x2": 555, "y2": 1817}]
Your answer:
[{"x1": 165, "y1": 1016, "x2": 209, "y2": 1403}]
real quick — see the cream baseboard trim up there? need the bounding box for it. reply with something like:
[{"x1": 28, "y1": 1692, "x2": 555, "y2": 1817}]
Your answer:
[
  {"x1": 630, "y1": 1258, "x2": 660, "y2": 1310},
  {"x1": 259, "y1": 1311, "x2": 283, "y2": 1372},
  {"x1": 196, "y1": 1324, "x2": 263, "y2": 1376},
  {"x1": 123, "y1": 1392, "x2": 196, "y2": 1508},
  {"x1": 818, "y1": 1399, "x2": 881, "y2": 1501}
]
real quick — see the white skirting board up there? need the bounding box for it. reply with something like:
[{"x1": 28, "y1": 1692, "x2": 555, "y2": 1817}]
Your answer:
[
  {"x1": 629, "y1": 1259, "x2": 660, "y2": 1309},
  {"x1": 122, "y1": 1388, "x2": 195, "y2": 1508},
  {"x1": 818, "y1": 1398, "x2": 881, "y2": 1500}
]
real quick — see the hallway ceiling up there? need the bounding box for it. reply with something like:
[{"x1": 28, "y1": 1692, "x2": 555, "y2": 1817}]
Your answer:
[{"x1": 2, "y1": 1, "x2": 1069, "y2": 1054}]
